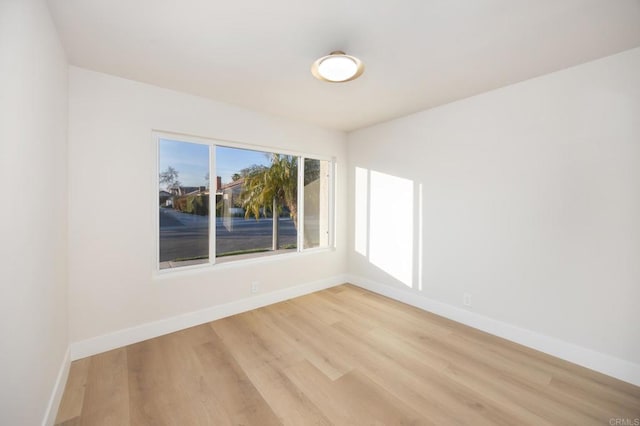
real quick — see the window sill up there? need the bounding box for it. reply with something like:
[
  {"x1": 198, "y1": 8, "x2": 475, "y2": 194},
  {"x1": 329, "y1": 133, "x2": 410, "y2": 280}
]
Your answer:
[{"x1": 153, "y1": 246, "x2": 335, "y2": 280}]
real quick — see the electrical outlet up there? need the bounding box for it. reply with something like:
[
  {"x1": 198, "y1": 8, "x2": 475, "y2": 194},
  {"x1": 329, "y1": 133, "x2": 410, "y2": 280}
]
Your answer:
[
  {"x1": 251, "y1": 281, "x2": 260, "y2": 294},
  {"x1": 463, "y1": 293, "x2": 472, "y2": 307}
]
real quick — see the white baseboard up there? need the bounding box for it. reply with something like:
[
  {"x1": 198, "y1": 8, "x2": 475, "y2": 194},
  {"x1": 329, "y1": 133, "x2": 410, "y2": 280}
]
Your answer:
[
  {"x1": 70, "y1": 274, "x2": 347, "y2": 360},
  {"x1": 42, "y1": 347, "x2": 71, "y2": 426},
  {"x1": 346, "y1": 274, "x2": 640, "y2": 387}
]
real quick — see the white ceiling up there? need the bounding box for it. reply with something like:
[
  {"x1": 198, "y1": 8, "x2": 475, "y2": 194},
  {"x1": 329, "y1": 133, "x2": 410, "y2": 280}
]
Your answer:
[{"x1": 47, "y1": 0, "x2": 640, "y2": 131}]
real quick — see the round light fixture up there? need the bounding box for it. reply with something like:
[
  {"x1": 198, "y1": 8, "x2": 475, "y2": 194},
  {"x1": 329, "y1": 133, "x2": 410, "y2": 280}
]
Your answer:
[{"x1": 311, "y1": 51, "x2": 364, "y2": 83}]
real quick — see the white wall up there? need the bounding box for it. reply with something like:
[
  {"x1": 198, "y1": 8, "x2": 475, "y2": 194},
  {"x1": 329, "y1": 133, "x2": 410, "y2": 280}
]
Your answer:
[
  {"x1": 68, "y1": 67, "x2": 347, "y2": 346},
  {"x1": 0, "y1": 0, "x2": 69, "y2": 424},
  {"x1": 348, "y1": 48, "x2": 640, "y2": 368}
]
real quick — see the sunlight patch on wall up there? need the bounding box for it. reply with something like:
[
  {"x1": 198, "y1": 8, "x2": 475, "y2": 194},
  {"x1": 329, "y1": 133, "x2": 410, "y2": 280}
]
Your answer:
[
  {"x1": 355, "y1": 167, "x2": 369, "y2": 256},
  {"x1": 369, "y1": 170, "x2": 414, "y2": 287},
  {"x1": 417, "y1": 183, "x2": 423, "y2": 291}
]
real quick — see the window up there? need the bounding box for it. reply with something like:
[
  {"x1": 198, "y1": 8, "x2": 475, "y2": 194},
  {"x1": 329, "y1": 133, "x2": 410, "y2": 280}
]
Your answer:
[
  {"x1": 157, "y1": 134, "x2": 333, "y2": 270},
  {"x1": 158, "y1": 139, "x2": 210, "y2": 268},
  {"x1": 303, "y1": 158, "x2": 330, "y2": 249},
  {"x1": 216, "y1": 146, "x2": 298, "y2": 259}
]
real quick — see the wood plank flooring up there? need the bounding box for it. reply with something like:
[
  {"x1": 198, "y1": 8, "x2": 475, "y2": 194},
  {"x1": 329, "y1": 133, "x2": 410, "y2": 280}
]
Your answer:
[{"x1": 55, "y1": 284, "x2": 640, "y2": 425}]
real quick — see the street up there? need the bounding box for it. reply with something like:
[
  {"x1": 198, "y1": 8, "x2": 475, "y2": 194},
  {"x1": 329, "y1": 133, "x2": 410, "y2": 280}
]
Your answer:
[{"x1": 159, "y1": 208, "x2": 296, "y2": 262}]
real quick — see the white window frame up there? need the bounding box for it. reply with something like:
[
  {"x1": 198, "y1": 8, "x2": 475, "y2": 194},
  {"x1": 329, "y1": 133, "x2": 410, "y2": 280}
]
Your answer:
[{"x1": 152, "y1": 131, "x2": 335, "y2": 275}]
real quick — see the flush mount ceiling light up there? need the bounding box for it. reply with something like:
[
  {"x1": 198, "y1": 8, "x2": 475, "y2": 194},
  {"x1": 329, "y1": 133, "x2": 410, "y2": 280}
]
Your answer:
[{"x1": 311, "y1": 51, "x2": 364, "y2": 83}]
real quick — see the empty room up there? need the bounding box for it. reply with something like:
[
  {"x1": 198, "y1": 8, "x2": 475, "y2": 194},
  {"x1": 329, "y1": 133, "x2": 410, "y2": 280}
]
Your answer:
[{"x1": 2, "y1": 0, "x2": 640, "y2": 424}]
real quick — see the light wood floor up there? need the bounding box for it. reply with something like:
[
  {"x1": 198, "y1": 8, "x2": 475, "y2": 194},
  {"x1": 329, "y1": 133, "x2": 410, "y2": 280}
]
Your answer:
[{"x1": 56, "y1": 284, "x2": 640, "y2": 425}]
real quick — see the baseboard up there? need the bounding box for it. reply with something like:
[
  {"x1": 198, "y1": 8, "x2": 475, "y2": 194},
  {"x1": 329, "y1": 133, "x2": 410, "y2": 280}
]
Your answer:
[
  {"x1": 42, "y1": 347, "x2": 71, "y2": 426},
  {"x1": 346, "y1": 274, "x2": 640, "y2": 387},
  {"x1": 70, "y1": 274, "x2": 347, "y2": 360}
]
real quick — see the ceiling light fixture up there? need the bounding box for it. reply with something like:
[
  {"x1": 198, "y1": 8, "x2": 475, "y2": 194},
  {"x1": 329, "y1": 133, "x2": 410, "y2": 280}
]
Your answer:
[{"x1": 311, "y1": 51, "x2": 364, "y2": 83}]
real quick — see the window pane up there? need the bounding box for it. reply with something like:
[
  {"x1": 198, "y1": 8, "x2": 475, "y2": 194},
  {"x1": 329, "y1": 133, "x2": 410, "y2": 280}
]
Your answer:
[
  {"x1": 158, "y1": 139, "x2": 210, "y2": 269},
  {"x1": 216, "y1": 147, "x2": 298, "y2": 261},
  {"x1": 303, "y1": 158, "x2": 330, "y2": 249}
]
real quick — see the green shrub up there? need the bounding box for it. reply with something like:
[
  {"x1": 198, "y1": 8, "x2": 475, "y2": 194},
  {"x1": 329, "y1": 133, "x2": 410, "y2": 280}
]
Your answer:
[{"x1": 174, "y1": 194, "x2": 209, "y2": 216}]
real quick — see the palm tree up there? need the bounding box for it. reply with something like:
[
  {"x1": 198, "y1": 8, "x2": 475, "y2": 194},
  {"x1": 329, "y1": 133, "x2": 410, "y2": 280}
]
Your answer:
[{"x1": 241, "y1": 154, "x2": 297, "y2": 250}]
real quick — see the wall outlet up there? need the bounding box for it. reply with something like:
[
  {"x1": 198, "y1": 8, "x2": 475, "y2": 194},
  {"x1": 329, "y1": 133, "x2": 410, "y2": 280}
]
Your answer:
[
  {"x1": 251, "y1": 281, "x2": 260, "y2": 294},
  {"x1": 463, "y1": 293, "x2": 472, "y2": 307}
]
